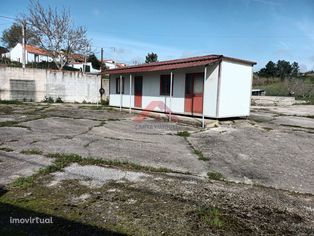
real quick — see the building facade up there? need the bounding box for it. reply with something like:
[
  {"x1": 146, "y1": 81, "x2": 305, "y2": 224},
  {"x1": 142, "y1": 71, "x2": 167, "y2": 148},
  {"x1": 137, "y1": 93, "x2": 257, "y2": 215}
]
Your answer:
[{"x1": 107, "y1": 55, "x2": 256, "y2": 120}]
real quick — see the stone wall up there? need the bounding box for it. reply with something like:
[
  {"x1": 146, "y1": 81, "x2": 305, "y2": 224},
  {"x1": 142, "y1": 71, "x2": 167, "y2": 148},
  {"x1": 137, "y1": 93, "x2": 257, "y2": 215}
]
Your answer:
[
  {"x1": 0, "y1": 67, "x2": 103, "y2": 103},
  {"x1": 251, "y1": 96, "x2": 297, "y2": 106}
]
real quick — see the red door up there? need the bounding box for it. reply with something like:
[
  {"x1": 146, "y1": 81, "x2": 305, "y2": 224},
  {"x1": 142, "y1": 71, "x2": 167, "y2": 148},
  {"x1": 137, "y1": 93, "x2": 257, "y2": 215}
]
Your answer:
[
  {"x1": 184, "y1": 73, "x2": 204, "y2": 114},
  {"x1": 134, "y1": 76, "x2": 143, "y2": 108}
]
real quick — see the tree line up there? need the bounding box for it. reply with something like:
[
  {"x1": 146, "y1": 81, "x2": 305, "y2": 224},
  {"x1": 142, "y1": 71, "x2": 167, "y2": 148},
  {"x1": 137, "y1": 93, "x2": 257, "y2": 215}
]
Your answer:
[{"x1": 257, "y1": 60, "x2": 300, "y2": 80}]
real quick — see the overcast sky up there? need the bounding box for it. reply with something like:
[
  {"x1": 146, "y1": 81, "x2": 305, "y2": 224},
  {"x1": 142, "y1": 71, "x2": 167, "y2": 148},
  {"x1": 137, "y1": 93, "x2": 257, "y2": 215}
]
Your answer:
[{"x1": 1, "y1": 0, "x2": 314, "y2": 71}]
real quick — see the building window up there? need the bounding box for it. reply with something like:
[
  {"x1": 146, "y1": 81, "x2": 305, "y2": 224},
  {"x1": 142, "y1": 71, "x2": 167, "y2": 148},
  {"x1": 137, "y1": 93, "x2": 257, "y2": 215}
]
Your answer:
[
  {"x1": 160, "y1": 74, "x2": 173, "y2": 96},
  {"x1": 116, "y1": 77, "x2": 125, "y2": 94}
]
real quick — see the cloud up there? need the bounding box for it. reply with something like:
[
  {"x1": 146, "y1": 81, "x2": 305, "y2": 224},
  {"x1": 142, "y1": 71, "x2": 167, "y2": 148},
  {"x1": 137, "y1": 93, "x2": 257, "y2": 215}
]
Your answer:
[
  {"x1": 251, "y1": 0, "x2": 281, "y2": 6},
  {"x1": 295, "y1": 18, "x2": 314, "y2": 41},
  {"x1": 90, "y1": 33, "x2": 185, "y2": 64}
]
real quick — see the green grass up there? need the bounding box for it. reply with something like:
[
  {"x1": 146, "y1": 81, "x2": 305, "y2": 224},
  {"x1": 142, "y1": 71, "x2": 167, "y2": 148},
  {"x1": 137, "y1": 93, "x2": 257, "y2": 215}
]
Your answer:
[
  {"x1": 0, "y1": 100, "x2": 23, "y2": 105},
  {"x1": 11, "y1": 152, "x2": 189, "y2": 189},
  {"x1": 0, "y1": 120, "x2": 31, "y2": 130},
  {"x1": 0, "y1": 121, "x2": 19, "y2": 127},
  {"x1": 177, "y1": 130, "x2": 191, "y2": 137},
  {"x1": 207, "y1": 171, "x2": 225, "y2": 181},
  {"x1": 11, "y1": 175, "x2": 36, "y2": 188},
  {"x1": 195, "y1": 207, "x2": 224, "y2": 228},
  {"x1": 46, "y1": 153, "x2": 180, "y2": 174},
  {"x1": 21, "y1": 149, "x2": 43, "y2": 155},
  {"x1": 0, "y1": 147, "x2": 14, "y2": 152},
  {"x1": 193, "y1": 149, "x2": 209, "y2": 161}
]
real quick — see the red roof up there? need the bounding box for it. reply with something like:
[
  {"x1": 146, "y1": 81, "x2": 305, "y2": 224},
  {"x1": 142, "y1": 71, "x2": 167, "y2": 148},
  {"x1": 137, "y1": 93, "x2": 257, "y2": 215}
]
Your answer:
[
  {"x1": 107, "y1": 55, "x2": 256, "y2": 75},
  {"x1": 25, "y1": 44, "x2": 50, "y2": 56}
]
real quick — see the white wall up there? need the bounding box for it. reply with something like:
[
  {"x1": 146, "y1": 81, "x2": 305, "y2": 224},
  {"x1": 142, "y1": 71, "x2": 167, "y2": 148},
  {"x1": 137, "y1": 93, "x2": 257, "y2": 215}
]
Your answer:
[
  {"x1": 0, "y1": 67, "x2": 100, "y2": 103},
  {"x1": 217, "y1": 60, "x2": 253, "y2": 118},
  {"x1": 204, "y1": 63, "x2": 219, "y2": 117}
]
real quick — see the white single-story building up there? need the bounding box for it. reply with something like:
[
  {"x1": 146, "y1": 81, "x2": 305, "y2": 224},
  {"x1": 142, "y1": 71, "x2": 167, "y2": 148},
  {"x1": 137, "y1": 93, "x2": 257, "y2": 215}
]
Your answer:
[
  {"x1": 4, "y1": 43, "x2": 53, "y2": 63},
  {"x1": 107, "y1": 55, "x2": 256, "y2": 123}
]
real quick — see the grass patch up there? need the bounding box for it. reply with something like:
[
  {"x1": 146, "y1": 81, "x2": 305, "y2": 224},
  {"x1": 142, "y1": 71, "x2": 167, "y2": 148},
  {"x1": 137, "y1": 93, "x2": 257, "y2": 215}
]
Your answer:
[
  {"x1": 207, "y1": 171, "x2": 225, "y2": 181},
  {"x1": 0, "y1": 100, "x2": 23, "y2": 105},
  {"x1": 195, "y1": 207, "x2": 225, "y2": 228},
  {"x1": 107, "y1": 118, "x2": 120, "y2": 121},
  {"x1": 177, "y1": 130, "x2": 190, "y2": 137},
  {"x1": 194, "y1": 149, "x2": 208, "y2": 161},
  {"x1": 46, "y1": 153, "x2": 178, "y2": 174},
  {"x1": 0, "y1": 147, "x2": 14, "y2": 152},
  {"x1": 11, "y1": 175, "x2": 36, "y2": 188},
  {"x1": 21, "y1": 149, "x2": 43, "y2": 155},
  {"x1": 0, "y1": 121, "x2": 19, "y2": 127},
  {"x1": 183, "y1": 137, "x2": 209, "y2": 161},
  {"x1": 10, "y1": 153, "x2": 189, "y2": 190},
  {"x1": 0, "y1": 120, "x2": 31, "y2": 130}
]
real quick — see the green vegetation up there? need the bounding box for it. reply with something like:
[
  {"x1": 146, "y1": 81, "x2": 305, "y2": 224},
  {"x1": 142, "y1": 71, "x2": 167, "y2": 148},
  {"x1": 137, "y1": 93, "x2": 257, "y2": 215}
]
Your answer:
[
  {"x1": 10, "y1": 152, "x2": 189, "y2": 190},
  {"x1": 207, "y1": 171, "x2": 225, "y2": 181},
  {"x1": 194, "y1": 149, "x2": 208, "y2": 161},
  {"x1": 145, "y1": 52, "x2": 158, "y2": 63},
  {"x1": 195, "y1": 207, "x2": 225, "y2": 228},
  {"x1": 0, "y1": 147, "x2": 14, "y2": 152},
  {"x1": 46, "y1": 153, "x2": 180, "y2": 174},
  {"x1": 42, "y1": 96, "x2": 55, "y2": 103},
  {"x1": 11, "y1": 175, "x2": 36, "y2": 188},
  {"x1": 55, "y1": 97, "x2": 64, "y2": 103},
  {"x1": 0, "y1": 100, "x2": 23, "y2": 105},
  {"x1": 101, "y1": 99, "x2": 109, "y2": 106},
  {"x1": 177, "y1": 130, "x2": 191, "y2": 137},
  {"x1": 21, "y1": 149, "x2": 43, "y2": 155},
  {"x1": 254, "y1": 61, "x2": 314, "y2": 104}
]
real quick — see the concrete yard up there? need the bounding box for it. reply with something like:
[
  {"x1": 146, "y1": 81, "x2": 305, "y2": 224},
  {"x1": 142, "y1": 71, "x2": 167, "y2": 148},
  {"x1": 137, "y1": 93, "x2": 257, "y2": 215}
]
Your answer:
[{"x1": 0, "y1": 103, "x2": 313, "y2": 235}]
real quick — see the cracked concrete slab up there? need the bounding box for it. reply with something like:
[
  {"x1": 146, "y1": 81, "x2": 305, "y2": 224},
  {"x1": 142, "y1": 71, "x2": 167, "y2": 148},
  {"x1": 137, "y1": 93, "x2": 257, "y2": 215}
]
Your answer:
[
  {"x1": 49, "y1": 163, "x2": 150, "y2": 188},
  {"x1": 0, "y1": 151, "x2": 52, "y2": 185},
  {"x1": 1, "y1": 103, "x2": 313, "y2": 194}
]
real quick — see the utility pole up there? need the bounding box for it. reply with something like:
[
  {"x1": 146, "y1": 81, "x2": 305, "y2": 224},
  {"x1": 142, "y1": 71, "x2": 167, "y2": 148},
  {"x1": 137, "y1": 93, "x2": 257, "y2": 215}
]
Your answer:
[
  {"x1": 22, "y1": 22, "x2": 26, "y2": 69},
  {"x1": 100, "y1": 48, "x2": 104, "y2": 101}
]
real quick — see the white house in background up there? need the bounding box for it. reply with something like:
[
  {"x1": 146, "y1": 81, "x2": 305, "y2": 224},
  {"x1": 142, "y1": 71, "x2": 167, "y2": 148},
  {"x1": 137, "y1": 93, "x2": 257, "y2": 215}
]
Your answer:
[
  {"x1": 69, "y1": 62, "x2": 100, "y2": 73},
  {"x1": 68, "y1": 59, "x2": 127, "y2": 74},
  {"x1": 107, "y1": 55, "x2": 256, "y2": 122},
  {"x1": 102, "y1": 60, "x2": 127, "y2": 69},
  {"x1": 6, "y1": 43, "x2": 53, "y2": 63}
]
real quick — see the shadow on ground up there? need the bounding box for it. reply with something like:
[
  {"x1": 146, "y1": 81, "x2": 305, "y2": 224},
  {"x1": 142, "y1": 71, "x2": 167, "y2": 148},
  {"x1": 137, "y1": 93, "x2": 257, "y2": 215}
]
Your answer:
[{"x1": 0, "y1": 186, "x2": 124, "y2": 236}]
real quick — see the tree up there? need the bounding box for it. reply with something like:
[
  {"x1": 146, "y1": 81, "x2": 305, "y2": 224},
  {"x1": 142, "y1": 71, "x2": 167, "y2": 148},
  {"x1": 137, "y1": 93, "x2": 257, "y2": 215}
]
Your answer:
[
  {"x1": 87, "y1": 54, "x2": 101, "y2": 70},
  {"x1": 24, "y1": 0, "x2": 91, "y2": 70},
  {"x1": 276, "y1": 60, "x2": 292, "y2": 80},
  {"x1": 145, "y1": 52, "x2": 158, "y2": 63},
  {"x1": 264, "y1": 61, "x2": 276, "y2": 77},
  {"x1": 1, "y1": 22, "x2": 40, "y2": 48},
  {"x1": 291, "y1": 62, "x2": 300, "y2": 76}
]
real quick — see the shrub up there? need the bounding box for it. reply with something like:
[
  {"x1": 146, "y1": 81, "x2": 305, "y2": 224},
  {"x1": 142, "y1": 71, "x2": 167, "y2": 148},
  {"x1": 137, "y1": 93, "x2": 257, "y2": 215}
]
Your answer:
[
  {"x1": 42, "y1": 96, "x2": 54, "y2": 103},
  {"x1": 101, "y1": 99, "x2": 109, "y2": 106},
  {"x1": 55, "y1": 97, "x2": 63, "y2": 103}
]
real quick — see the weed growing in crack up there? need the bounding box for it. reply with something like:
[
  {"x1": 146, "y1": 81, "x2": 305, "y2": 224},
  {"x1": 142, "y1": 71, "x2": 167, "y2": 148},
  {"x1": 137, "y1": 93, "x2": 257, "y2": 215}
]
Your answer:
[
  {"x1": 11, "y1": 153, "x2": 191, "y2": 189},
  {"x1": 207, "y1": 171, "x2": 224, "y2": 181},
  {"x1": 21, "y1": 149, "x2": 43, "y2": 155},
  {"x1": 0, "y1": 147, "x2": 14, "y2": 152},
  {"x1": 177, "y1": 131, "x2": 191, "y2": 137},
  {"x1": 194, "y1": 149, "x2": 208, "y2": 161}
]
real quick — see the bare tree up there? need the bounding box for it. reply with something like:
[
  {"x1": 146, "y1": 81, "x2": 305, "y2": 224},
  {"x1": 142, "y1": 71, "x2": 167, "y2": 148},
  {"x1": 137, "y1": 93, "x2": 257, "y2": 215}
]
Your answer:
[{"x1": 25, "y1": 0, "x2": 90, "y2": 70}]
